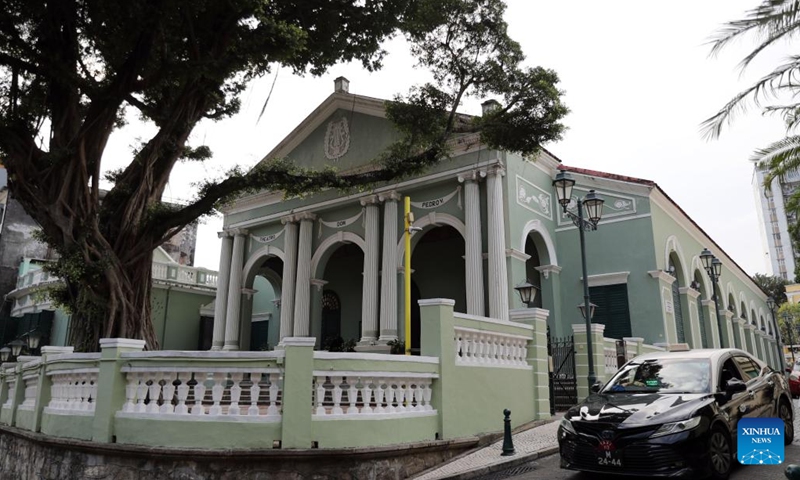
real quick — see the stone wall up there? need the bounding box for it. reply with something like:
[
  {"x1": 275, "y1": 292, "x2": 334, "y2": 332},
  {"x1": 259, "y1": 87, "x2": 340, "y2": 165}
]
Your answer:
[{"x1": 0, "y1": 426, "x2": 478, "y2": 480}]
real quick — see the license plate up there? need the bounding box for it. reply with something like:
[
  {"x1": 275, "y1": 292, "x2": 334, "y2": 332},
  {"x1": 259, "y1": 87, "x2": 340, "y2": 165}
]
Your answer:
[{"x1": 596, "y1": 449, "x2": 623, "y2": 467}]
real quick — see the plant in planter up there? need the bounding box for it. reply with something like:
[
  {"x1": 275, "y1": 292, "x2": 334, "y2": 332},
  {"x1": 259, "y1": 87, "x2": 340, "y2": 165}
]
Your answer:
[
  {"x1": 322, "y1": 336, "x2": 356, "y2": 352},
  {"x1": 387, "y1": 339, "x2": 406, "y2": 355}
]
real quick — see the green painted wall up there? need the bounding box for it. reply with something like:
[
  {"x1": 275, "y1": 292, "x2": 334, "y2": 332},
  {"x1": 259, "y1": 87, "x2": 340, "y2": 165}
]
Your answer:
[
  {"x1": 115, "y1": 416, "x2": 281, "y2": 448},
  {"x1": 151, "y1": 288, "x2": 216, "y2": 350},
  {"x1": 312, "y1": 415, "x2": 438, "y2": 448},
  {"x1": 40, "y1": 412, "x2": 94, "y2": 441}
]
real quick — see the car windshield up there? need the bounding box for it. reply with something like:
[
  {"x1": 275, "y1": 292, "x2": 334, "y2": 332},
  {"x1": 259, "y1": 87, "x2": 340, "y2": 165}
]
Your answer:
[{"x1": 602, "y1": 358, "x2": 712, "y2": 394}]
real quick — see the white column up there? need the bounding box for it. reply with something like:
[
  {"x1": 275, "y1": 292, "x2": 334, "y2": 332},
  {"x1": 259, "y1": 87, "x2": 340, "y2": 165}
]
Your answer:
[
  {"x1": 211, "y1": 232, "x2": 233, "y2": 350},
  {"x1": 460, "y1": 172, "x2": 485, "y2": 316},
  {"x1": 279, "y1": 219, "x2": 299, "y2": 343},
  {"x1": 223, "y1": 229, "x2": 248, "y2": 350},
  {"x1": 293, "y1": 213, "x2": 316, "y2": 337},
  {"x1": 360, "y1": 197, "x2": 380, "y2": 344},
  {"x1": 379, "y1": 192, "x2": 400, "y2": 341},
  {"x1": 486, "y1": 166, "x2": 509, "y2": 321}
]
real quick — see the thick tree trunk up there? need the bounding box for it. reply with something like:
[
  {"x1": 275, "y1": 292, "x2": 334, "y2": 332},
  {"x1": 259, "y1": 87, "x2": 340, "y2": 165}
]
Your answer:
[{"x1": 67, "y1": 252, "x2": 159, "y2": 351}]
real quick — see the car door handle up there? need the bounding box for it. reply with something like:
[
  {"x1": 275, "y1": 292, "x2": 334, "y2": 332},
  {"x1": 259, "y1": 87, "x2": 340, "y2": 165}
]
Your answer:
[{"x1": 748, "y1": 390, "x2": 755, "y2": 398}]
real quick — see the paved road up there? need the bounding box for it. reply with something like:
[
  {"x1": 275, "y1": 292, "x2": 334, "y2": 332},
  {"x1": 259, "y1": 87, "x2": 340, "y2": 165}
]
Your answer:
[{"x1": 479, "y1": 443, "x2": 800, "y2": 480}]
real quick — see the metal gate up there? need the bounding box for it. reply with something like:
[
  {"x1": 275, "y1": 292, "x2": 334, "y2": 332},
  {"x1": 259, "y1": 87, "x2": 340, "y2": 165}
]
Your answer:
[{"x1": 548, "y1": 328, "x2": 577, "y2": 413}]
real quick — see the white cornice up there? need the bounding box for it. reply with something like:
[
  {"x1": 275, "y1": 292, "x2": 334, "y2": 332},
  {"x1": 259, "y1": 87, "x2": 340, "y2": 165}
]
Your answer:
[
  {"x1": 581, "y1": 271, "x2": 630, "y2": 287},
  {"x1": 535, "y1": 265, "x2": 562, "y2": 279},
  {"x1": 648, "y1": 270, "x2": 676, "y2": 284},
  {"x1": 679, "y1": 287, "x2": 701, "y2": 299},
  {"x1": 506, "y1": 248, "x2": 531, "y2": 262}
]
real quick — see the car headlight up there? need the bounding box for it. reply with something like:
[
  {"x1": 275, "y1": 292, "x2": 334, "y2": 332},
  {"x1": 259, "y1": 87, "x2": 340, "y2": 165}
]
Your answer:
[
  {"x1": 650, "y1": 416, "x2": 702, "y2": 438},
  {"x1": 560, "y1": 418, "x2": 577, "y2": 435}
]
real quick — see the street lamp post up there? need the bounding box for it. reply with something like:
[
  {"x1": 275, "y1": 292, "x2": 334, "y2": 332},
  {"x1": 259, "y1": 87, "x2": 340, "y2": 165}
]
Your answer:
[
  {"x1": 784, "y1": 312, "x2": 796, "y2": 365},
  {"x1": 553, "y1": 170, "x2": 604, "y2": 389},
  {"x1": 767, "y1": 297, "x2": 786, "y2": 371},
  {"x1": 699, "y1": 249, "x2": 725, "y2": 348}
]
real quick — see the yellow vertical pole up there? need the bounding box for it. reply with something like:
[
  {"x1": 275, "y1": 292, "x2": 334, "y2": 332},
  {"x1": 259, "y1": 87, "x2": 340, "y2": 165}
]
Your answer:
[{"x1": 404, "y1": 196, "x2": 412, "y2": 356}]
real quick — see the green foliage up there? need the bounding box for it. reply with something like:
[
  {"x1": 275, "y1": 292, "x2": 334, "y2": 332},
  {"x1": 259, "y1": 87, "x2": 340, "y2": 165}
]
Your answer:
[
  {"x1": 322, "y1": 336, "x2": 356, "y2": 353},
  {"x1": 387, "y1": 338, "x2": 406, "y2": 354},
  {"x1": 0, "y1": 0, "x2": 569, "y2": 347},
  {"x1": 752, "y1": 273, "x2": 787, "y2": 305}
]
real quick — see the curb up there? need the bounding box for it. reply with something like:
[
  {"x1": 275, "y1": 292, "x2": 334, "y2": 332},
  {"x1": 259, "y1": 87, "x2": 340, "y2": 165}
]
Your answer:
[
  {"x1": 410, "y1": 415, "x2": 561, "y2": 480},
  {"x1": 437, "y1": 445, "x2": 559, "y2": 480}
]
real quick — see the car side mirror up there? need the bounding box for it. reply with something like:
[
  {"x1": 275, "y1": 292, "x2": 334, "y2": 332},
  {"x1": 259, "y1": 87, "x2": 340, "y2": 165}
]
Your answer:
[
  {"x1": 725, "y1": 378, "x2": 747, "y2": 396},
  {"x1": 590, "y1": 382, "x2": 602, "y2": 393}
]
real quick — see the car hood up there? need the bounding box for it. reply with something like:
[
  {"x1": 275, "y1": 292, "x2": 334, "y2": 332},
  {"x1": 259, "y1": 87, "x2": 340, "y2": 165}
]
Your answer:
[{"x1": 565, "y1": 392, "x2": 712, "y2": 426}]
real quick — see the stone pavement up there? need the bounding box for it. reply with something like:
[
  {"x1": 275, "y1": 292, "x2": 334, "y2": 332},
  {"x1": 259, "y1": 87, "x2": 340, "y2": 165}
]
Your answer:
[{"x1": 412, "y1": 414, "x2": 562, "y2": 480}]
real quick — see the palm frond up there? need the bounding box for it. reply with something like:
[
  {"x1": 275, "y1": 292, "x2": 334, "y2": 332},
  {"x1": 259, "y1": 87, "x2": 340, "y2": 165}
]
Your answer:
[
  {"x1": 709, "y1": 0, "x2": 800, "y2": 59},
  {"x1": 701, "y1": 55, "x2": 800, "y2": 140},
  {"x1": 751, "y1": 135, "x2": 800, "y2": 187}
]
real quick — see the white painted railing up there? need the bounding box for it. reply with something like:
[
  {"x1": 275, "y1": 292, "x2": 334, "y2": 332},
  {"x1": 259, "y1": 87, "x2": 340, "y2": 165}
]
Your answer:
[
  {"x1": 18, "y1": 371, "x2": 40, "y2": 411},
  {"x1": 152, "y1": 262, "x2": 168, "y2": 279},
  {"x1": 312, "y1": 373, "x2": 435, "y2": 418},
  {"x1": 454, "y1": 327, "x2": 529, "y2": 368},
  {"x1": 118, "y1": 369, "x2": 282, "y2": 420},
  {"x1": 3, "y1": 378, "x2": 16, "y2": 409},
  {"x1": 46, "y1": 369, "x2": 99, "y2": 414},
  {"x1": 604, "y1": 347, "x2": 618, "y2": 376}
]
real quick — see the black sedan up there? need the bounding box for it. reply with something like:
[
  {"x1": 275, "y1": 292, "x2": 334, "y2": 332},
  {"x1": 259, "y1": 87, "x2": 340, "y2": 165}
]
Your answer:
[{"x1": 558, "y1": 348, "x2": 794, "y2": 479}]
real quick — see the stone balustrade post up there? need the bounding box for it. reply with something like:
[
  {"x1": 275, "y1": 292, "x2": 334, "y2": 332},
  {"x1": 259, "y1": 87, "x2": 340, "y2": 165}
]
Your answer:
[
  {"x1": 419, "y1": 298, "x2": 455, "y2": 440},
  {"x1": 92, "y1": 339, "x2": 146, "y2": 443},
  {"x1": 572, "y1": 323, "x2": 606, "y2": 401},
  {"x1": 622, "y1": 337, "x2": 643, "y2": 360},
  {"x1": 280, "y1": 337, "x2": 316, "y2": 448},
  {"x1": 31, "y1": 346, "x2": 74, "y2": 432},
  {"x1": 510, "y1": 307, "x2": 550, "y2": 420}
]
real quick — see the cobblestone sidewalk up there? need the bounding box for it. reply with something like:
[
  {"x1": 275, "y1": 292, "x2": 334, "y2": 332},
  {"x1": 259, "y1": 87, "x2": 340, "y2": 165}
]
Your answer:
[{"x1": 413, "y1": 415, "x2": 562, "y2": 480}]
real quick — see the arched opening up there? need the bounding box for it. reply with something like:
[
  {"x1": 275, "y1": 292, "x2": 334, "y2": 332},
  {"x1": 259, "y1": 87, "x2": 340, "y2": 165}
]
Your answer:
[
  {"x1": 728, "y1": 293, "x2": 741, "y2": 349},
  {"x1": 668, "y1": 254, "x2": 687, "y2": 344},
  {"x1": 243, "y1": 255, "x2": 283, "y2": 351},
  {"x1": 411, "y1": 225, "x2": 466, "y2": 312},
  {"x1": 524, "y1": 236, "x2": 543, "y2": 309},
  {"x1": 320, "y1": 243, "x2": 364, "y2": 349},
  {"x1": 321, "y1": 290, "x2": 343, "y2": 349},
  {"x1": 693, "y1": 271, "x2": 709, "y2": 348}
]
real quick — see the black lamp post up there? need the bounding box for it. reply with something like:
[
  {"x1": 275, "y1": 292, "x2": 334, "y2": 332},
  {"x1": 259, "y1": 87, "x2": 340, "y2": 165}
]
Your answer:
[
  {"x1": 553, "y1": 170, "x2": 604, "y2": 389},
  {"x1": 767, "y1": 297, "x2": 785, "y2": 371},
  {"x1": 700, "y1": 248, "x2": 725, "y2": 348},
  {"x1": 784, "y1": 312, "x2": 796, "y2": 365},
  {"x1": 514, "y1": 280, "x2": 539, "y2": 308}
]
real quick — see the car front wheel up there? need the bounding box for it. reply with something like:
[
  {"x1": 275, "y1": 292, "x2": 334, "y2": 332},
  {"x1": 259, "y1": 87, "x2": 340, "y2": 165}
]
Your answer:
[
  {"x1": 780, "y1": 399, "x2": 794, "y2": 445},
  {"x1": 708, "y1": 426, "x2": 732, "y2": 480}
]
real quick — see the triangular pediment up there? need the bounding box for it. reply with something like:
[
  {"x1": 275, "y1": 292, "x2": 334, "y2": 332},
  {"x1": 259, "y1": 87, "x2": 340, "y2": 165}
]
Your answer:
[{"x1": 258, "y1": 92, "x2": 399, "y2": 172}]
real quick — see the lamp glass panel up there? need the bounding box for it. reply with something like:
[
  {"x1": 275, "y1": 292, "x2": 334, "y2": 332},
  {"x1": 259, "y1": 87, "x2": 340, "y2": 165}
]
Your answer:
[
  {"x1": 711, "y1": 258, "x2": 722, "y2": 278},
  {"x1": 582, "y1": 191, "x2": 604, "y2": 223},
  {"x1": 552, "y1": 171, "x2": 575, "y2": 207},
  {"x1": 700, "y1": 248, "x2": 713, "y2": 271}
]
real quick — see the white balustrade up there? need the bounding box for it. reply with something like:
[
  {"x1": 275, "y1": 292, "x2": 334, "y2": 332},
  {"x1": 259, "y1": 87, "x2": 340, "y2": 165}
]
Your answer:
[
  {"x1": 3, "y1": 378, "x2": 16, "y2": 408},
  {"x1": 312, "y1": 373, "x2": 436, "y2": 418},
  {"x1": 177, "y1": 266, "x2": 196, "y2": 284},
  {"x1": 152, "y1": 262, "x2": 169, "y2": 279},
  {"x1": 204, "y1": 272, "x2": 218, "y2": 287},
  {"x1": 119, "y1": 367, "x2": 282, "y2": 421},
  {"x1": 45, "y1": 369, "x2": 99, "y2": 414},
  {"x1": 604, "y1": 347, "x2": 618, "y2": 375},
  {"x1": 17, "y1": 372, "x2": 39, "y2": 411},
  {"x1": 454, "y1": 327, "x2": 530, "y2": 367}
]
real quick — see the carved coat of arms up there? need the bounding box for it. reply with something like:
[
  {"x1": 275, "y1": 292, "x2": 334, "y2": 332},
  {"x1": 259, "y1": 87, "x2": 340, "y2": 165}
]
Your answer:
[{"x1": 324, "y1": 117, "x2": 350, "y2": 161}]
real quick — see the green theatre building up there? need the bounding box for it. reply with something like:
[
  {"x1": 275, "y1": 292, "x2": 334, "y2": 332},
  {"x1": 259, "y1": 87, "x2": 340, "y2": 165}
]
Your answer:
[{"x1": 215, "y1": 78, "x2": 780, "y2": 375}]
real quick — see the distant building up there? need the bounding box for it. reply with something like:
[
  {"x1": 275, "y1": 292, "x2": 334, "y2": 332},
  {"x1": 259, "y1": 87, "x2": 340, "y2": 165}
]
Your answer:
[{"x1": 752, "y1": 163, "x2": 799, "y2": 281}]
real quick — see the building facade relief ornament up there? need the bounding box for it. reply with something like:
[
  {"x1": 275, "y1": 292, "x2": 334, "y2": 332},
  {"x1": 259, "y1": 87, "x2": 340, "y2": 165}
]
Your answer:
[
  {"x1": 317, "y1": 209, "x2": 364, "y2": 238},
  {"x1": 324, "y1": 117, "x2": 350, "y2": 161},
  {"x1": 516, "y1": 175, "x2": 552, "y2": 220}
]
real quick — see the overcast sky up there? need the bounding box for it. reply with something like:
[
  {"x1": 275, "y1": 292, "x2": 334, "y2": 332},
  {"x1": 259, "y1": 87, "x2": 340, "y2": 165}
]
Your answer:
[{"x1": 101, "y1": 0, "x2": 792, "y2": 277}]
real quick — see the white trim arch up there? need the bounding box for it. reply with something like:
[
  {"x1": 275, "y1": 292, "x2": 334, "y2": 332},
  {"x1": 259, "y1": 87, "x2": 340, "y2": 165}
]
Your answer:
[
  {"x1": 519, "y1": 219, "x2": 557, "y2": 266},
  {"x1": 689, "y1": 257, "x2": 712, "y2": 299},
  {"x1": 665, "y1": 235, "x2": 690, "y2": 287},
  {"x1": 311, "y1": 231, "x2": 367, "y2": 279},
  {"x1": 242, "y1": 245, "x2": 285, "y2": 288},
  {"x1": 396, "y1": 212, "x2": 467, "y2": 265}
]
